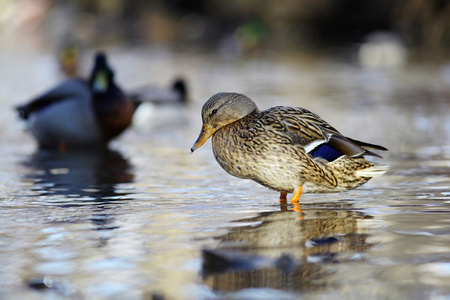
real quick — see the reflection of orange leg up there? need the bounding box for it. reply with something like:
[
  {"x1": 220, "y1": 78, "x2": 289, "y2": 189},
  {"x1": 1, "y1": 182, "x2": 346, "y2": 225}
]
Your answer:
[
  {"x1": 292, "y1": 203, "x2": 303, "y2": 213},
  {"x1": 291, "y1": 186, "x2": 303, "y2": 213},
  {"x1": 58, "y1": 142, "x2": 67, "y2": 152},
  {"x1": 279, "y1": 192, "x2": 287, "y2": 204}
]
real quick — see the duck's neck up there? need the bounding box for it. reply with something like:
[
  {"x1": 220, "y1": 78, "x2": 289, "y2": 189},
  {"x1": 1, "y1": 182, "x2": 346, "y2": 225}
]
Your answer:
[
  {"x1": 213, "y1": 108, "x2": 259, "y2": 141},
  {"x1": 239, "y1": 108, "x2": 260, "y2": 126}
]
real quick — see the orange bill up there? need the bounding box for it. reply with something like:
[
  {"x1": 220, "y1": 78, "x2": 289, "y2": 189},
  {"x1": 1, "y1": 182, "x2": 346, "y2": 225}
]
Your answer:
[{"x1": 191, "y1": 124, "x2": 217, "y2": 152}]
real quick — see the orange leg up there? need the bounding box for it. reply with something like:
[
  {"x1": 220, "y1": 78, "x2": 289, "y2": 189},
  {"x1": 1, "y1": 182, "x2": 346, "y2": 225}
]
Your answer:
[
  {"x1": 279, "y1": 192, "x2": 287, "y2": 204},
  {"x1": 291, "y1": 186, "x2": 303, "y2": 213},
  {"x1": 290, "y1": 186, "x2": 303, "y2": 204}
]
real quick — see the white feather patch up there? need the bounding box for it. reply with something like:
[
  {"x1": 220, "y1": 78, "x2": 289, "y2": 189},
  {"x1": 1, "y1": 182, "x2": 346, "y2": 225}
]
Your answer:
[
  {"x1": 356, "y1": 165, "x2": 390, "y2": 177},
  {"x1": 304, "y1": 138, "x2": 327, "y2": 154}
]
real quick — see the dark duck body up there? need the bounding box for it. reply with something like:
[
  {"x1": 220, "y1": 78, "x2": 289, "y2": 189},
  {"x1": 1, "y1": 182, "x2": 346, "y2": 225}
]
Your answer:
[
  {"x1": 191, "y1": 93, "x2": 388, "y2": 203},
  {"x1": 16, "y1": 52, "x2": 136, "y2": 149}
]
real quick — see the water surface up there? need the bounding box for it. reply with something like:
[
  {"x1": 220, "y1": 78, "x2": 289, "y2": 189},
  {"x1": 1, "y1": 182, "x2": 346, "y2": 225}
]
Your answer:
[{"x1": 1, "y1": 48, "x2": 450, "y2": 299}]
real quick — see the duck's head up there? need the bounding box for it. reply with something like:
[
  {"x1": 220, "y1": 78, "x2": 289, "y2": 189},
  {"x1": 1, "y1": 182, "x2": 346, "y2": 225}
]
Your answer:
[
  {"x1": 58, "y1": 44, "x2": 80, "y2": 77},
  {"x1": 191, "y1": 92, "x2": 258, "y2": 152},
  {"x1": 89, "y1": 52, "x2": 114, "y2": 95},
  {"x1": 172, "y1": 78, "x2": 188, "y2": 103}
]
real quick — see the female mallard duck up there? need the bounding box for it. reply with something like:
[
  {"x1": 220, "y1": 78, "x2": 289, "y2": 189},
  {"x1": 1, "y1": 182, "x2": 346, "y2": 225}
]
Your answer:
[
  {"x1": 58, "y1": 43, "x2": 81, "y2": 78},
  {"x1": 16, "y1": 52, "x2": 137, "y2": 150},
  {"x1": 191, "y1": 92, "x2": 388, "y2": 204}
]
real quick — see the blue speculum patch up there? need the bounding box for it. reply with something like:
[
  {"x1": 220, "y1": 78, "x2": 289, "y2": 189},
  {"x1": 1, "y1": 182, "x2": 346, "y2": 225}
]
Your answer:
[{"x1": 309, "y1": 144, "x2": 344, "y2": 161}]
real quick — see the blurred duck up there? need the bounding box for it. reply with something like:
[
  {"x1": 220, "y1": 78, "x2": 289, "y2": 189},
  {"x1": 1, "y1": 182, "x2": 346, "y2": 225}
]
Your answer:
[
  {"x1": 358, "y1": 31, "x2": 407, "y2": 69},
  {"x1": 57, "y1": 43, "x2": 189, "y2": 131},
  {"x1": 129, "y1": 78, "x2": 187, "y2": 105},
  {"x1": 58, "y1": 43, "x2": 80, "y2": 78},
  {"x1": 16, "y1": 52, "x2": 137, "y2": 150},
  {"x1": 130, "y1": 78, "x2": 189, "y2": 130},
  {"x1": 191, "y1": 93, "x2": 388, "y2": 205}
]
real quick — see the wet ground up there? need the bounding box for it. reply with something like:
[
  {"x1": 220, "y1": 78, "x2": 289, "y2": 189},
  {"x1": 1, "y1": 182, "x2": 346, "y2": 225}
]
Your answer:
[{"x1": 1, "y1": 48, "x2": 450, "y2": 299}]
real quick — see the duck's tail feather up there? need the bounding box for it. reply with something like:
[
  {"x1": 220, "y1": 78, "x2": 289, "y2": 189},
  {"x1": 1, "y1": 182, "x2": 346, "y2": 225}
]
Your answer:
[
  {"x1": 356, "y1": 165, "x2": 390, "y2": 178},
  {"x1": 346, "y1": 137, "x2": 388, "y2": 151}
]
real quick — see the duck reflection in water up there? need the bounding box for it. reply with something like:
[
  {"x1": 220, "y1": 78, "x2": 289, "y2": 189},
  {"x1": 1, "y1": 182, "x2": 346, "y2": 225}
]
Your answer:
[
  {"x1": 203, "y1": 204, "x2": 374, "y2": 295},
  {"x1": 22, "y1": 148, "x2": 134, "y2": 205}
]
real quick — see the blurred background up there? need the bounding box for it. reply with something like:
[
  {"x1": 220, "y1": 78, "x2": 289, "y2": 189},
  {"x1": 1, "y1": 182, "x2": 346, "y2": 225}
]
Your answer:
[
  {"x1": 2, "y1": 1, "x2": 450, "y2": 299},
  {"x1": 0, "y1": 0, "x2": 449, "y2": 58}
]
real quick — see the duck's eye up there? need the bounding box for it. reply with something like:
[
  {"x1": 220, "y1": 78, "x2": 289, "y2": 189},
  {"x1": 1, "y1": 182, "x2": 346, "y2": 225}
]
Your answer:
[{"x1": 211, "y1": 109, "x2": 218, "y2": 115}]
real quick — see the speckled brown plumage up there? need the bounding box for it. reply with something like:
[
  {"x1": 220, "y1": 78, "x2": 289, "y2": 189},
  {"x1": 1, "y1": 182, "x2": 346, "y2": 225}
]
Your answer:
[{"x1": 191, "y1": 92, "x2": 388, "y2": 203}]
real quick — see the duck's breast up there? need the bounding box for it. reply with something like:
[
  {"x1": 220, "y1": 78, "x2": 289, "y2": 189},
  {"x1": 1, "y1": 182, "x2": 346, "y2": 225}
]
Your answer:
[{"x1": 212, "y1": 125, "x2": 304, "y2": 193}]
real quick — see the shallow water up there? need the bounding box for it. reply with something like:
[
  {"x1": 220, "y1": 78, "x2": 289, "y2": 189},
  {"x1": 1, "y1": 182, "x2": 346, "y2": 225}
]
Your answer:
[{"x1": 1, "y1": 48, "x2": 450, "y2": 299}]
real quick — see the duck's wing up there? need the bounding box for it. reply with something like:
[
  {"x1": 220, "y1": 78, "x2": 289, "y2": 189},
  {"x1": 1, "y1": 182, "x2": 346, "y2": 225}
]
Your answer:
[
  {"x1": 327, "y1": 135, "x2": 387, "y2": 158},
  {"x1": 255, "y1": 106, "x2": 338, "y2": 146},
  {"x1": 16, "y1": 79, "x2": 88, "y2": 119},
  {"x1": 256, "y1": 106, "x2": 387, "y2": 159}
]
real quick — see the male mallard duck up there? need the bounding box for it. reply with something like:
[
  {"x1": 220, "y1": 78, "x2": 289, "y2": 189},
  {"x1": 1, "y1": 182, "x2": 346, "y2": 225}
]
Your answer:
[
  {"x1": 191, "y1": 92, "x2": 388, "y2": 204},
  {"x1": 16, "y1": 52, "x2": 137, "y2": 150}
]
